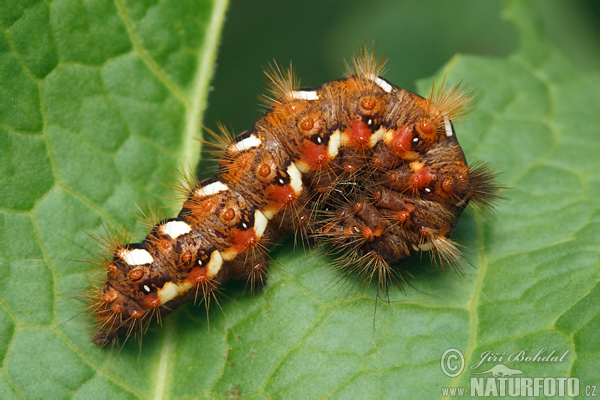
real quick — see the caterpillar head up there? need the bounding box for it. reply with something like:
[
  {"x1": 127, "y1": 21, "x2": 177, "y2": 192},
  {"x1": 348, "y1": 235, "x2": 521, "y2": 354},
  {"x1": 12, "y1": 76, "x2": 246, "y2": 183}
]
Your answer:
[{"x1": 91, "y1": 246, "x2": 162, "y2": 346}]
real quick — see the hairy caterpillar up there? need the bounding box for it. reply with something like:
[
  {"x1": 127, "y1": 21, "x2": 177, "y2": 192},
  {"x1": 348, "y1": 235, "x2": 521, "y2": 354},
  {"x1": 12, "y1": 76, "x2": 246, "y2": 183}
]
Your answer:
[{"x1": 90, "y1": 49, "x2": 500, "y2": 346}]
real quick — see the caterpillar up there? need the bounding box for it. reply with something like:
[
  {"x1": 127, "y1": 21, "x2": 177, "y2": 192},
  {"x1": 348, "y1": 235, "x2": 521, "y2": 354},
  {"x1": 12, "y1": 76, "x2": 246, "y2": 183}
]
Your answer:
[{"x1": 90, "y1": 49, "x2": 500, "y2": 346}]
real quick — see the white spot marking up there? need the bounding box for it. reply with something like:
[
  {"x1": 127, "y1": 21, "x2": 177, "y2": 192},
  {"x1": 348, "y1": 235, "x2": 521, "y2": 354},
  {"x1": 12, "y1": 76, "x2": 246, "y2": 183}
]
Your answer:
[
  {"x1": 290, "y1": 90, "x2": 319, "y2": 100},
  {"x1": 412, "y1": 137, "x2": 419, "y2": 142},
  {"x1": 206, "y1": 250, "x2": 224, "y2": 278},
  {"x1": 444, "y1": 117, "x2": 453, "y2": 137},
  {"x1": 143, "y1": 285, "x2": 151, "y2": 293},
  {"x1": 231, "y1": 134, "x2": 262, "y2": 153},
  {"x1": 278, "y1": 178, "x2": 285, "y2": 185},
  {"x1": 160, "y1": 220, "x2": 192, "y2": 239},
  {"x1": 254, "y1": 210, "x2": 268, "y2": 240},
  {"x1": 327, "y1": 130, "x2": 343, "y2": 158},
  {"x1": 368, "y1": 127, "x2": 385, "y2": 148},
  {"x1": 195, "y1": 181, "x2": 228, "y2": 197},
  {"x1": 242, "y1": 222, "x2": 248, "y2": 229},
  {"x1": 368, "y1": 74, "x2": 392, "y2": 93},
  {"x1": 424, "y1": 187, "x2": 431, "y2": 193},
  {"x1": 317, "y1": 136, "x2": 322, "y2": 144},
  {"x1": 287, "y1": 163, "x2": 303, "y2": 195},
  {"x1": 367, "y1": 118, "x2": 373, "y2": 126},
  {"x1": 120, "y1": 248, "x2": 154, "y2": 266}
]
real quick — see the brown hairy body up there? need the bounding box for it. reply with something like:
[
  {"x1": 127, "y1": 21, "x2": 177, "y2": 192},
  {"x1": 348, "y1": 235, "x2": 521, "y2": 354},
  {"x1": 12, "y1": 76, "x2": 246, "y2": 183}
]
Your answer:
[{"x1": 90, "y1": 50, "x2": 500, "y2": 346}]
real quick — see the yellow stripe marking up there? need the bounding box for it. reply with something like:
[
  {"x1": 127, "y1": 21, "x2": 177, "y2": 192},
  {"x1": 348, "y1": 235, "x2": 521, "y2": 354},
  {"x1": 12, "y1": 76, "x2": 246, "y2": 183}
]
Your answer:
[
  {"x1": 368, "y1": 127, "x2": 386, "y2": 148},
  {"x1": 327, "y1": 129, "x2": 343, "y2": 159},
  {"x1": 206, "y1": 250, "x2": 224, "y2": 278},
  {"x1": 254, "y1": 210, "x2": 268, "y2": 239},
  {"x1": 157, "y1": 281, "x2": 194, "y2": 305},
  {"x1": 287, "y1": 163, "x2": 303, "y2": 195}
]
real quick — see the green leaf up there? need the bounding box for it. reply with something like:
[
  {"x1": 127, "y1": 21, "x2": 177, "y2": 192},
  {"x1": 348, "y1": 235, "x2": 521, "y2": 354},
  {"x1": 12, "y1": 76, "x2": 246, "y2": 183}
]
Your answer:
[{"x1": 1, "y1": 1, "x2": 598, "y2": 399}]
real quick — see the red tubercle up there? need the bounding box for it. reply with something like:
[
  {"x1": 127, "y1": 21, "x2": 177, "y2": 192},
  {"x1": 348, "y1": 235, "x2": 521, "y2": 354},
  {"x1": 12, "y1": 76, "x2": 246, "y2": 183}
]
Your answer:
[
  {"x1": 182, "y1": 250, "x2": 192, "y2": 264},
  {"x1": 395, "y1": 204, "x2": 415, "y2": 223},
  {"x1": 390, "y1": 125, "x2": 413, "y2": 155},
  {"x1": 156, "y1": 238, "x2": 172, "y2": 252},
  {"x1": 353, "y1": 202, "x2": 364, "y2": 213},
  {"x1": 187, "y1": 198, "x2": 218, "y2": 221},
  {"x1": 127, "y1": 269, "x2": 144, "y2": 281},
  {"x1": 346, "y1": 119, "x2": 371, "y2": 147},
  {"x1": 233, "y1": 228, "x2": 257, "y2": 251},
  {"x1": 442, "y1": 178, "x2": 452, "y2": 192},
  {"x1": 102, "y1": 287, "x2": 118, "y2": 303},
  {"x1": 417, "y1": 117, "x2": 436, "y2": 138},
  {"x1": 107, "y1": 262, "x2": 118, "y2": 276},
  {"x1": 361, "y1": 97, "x2": 377, "y2": 111},
  {"x1": 111, "y1": 302, "x2": 123, "y2": 314},
  {"x1": 229, "y1": 153, "x2": 253, "y2": 179},
  {"x1": 361, "y1": 226, "x2": 382, "y2": 240},
  {"x1": 187, "y1": 266, "x2": 207, "y2": 283},
  {"x1": 410, "y1": 167, "x2": 433, "y2": 190},
  {"x1": 222, "y1": 208, "x2": 236, "y2": 221},
  {"x1": 300, "y1": 117, "x2": 315, "y2": 131},
  {"x1": 258, "y1": 163, "x2": 271, "y2": 178},
  {"x1": 343, "y1": 163, "x2": 359, "y2": 173},
  {"x1": 419, "y1": 226, "x2": 434, "y2": 238},
  {"x1": 395, "y1": 211, "x2": 410, "y2": 223},
  {"x1": 143, "y1": 293, "x2": 160, "y2": 308},
  {"x1": 300, "y1": 141, "x2": 328, "y2": 169},
  {"x1": 269, "y1": 184, "x2": 296, "y2": 204}
]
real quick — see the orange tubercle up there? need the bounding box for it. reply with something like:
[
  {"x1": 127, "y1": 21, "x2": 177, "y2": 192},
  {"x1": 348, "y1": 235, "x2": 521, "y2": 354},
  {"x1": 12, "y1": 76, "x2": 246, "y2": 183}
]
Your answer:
[
  {"x1": 417, "y1": 117, "x2": 436, "y2": 138},
  {"x1": 361, "y1": 97, "x2": 377, "y2": 110},
  {"x1": 395, "y1": 211, "x2": 410, "y2": 223}
]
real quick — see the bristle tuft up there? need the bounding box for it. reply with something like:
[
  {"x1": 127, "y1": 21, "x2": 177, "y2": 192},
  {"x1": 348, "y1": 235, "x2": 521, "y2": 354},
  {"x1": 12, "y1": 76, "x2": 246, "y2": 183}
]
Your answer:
[
  {"x1": 136, "y1": 203, "x2": 165, "y2": 230},
  {"x1": 429, "y1": 235, "x2": 463, "y2": 272},
  {"x1": 92, "y1": 224, "x2": 130, "y2": 257},
  {"x1": 467, "y1": 161, "x2": 505, "y2": 212},
  {"x1": 348, "y1": 45, "x2": 387, "y2": 79},
  {"x1": 263, "y1": 61, "x2": 299, "y2": 104},
  {"x1": 202, "y1": 123, "x2": 236, "y2": 159},
  {"x1": 427, "y1": 81, "x2": 474, "y2": 123},
  {"x1": 168, "y1": 168, "x2": 200, "y2": 202}
]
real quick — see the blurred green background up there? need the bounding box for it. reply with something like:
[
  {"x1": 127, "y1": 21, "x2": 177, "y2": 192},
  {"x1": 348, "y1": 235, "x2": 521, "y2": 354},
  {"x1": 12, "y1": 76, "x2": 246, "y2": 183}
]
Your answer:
[{"x1": 202, "y1": 0, "x2": 599, "y2": 152}]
